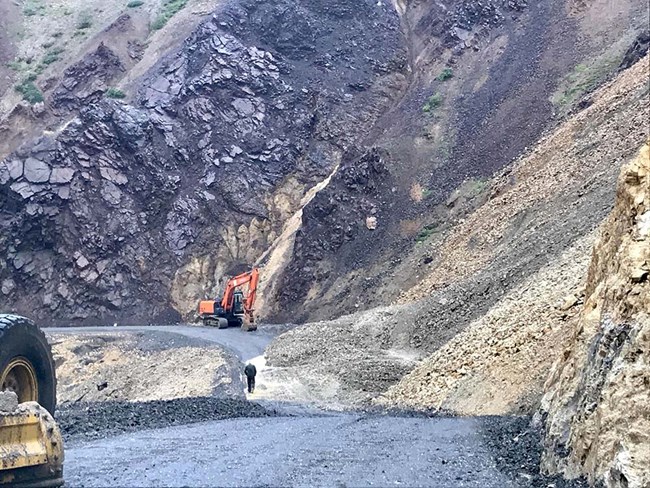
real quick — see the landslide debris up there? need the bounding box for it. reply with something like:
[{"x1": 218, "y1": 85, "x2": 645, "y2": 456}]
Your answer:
[
  {"x1": 57, "y1": 396, "x2": 274, "y2": 441},
  {"x1": 51, "y1": 331, "x2": 242, "y2": 404},
  {"x1": 540, "y1": 143, "x2": 650, "y2": 488},
  {"x1": 265, "y1": 55, "x2": 650, "y2": 415},
  {"x1": 272, "y1": 0, "x2": 648, "y2": 322}
]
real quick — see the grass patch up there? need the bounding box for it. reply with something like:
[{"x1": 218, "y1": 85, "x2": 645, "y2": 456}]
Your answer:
[
  {"x1": 416, "y1": 224, "x2": 439, "y2": 243},
  {"x1": 127, "y1": 0, "x2": 145, "y2": 6},
  {"x1": 15, "y1": 80, "x2": 44, "y2": 104},
  {"x1": 42, "y1": 47, "x2": 65, "y2": 65},
  {"x1": 23, "y1": 0, "x2": 46, "y2": 17},
  {"x1": 7, "y1": 60, "x2": 28, "y2": 72},
  {"x1": 151, "y1": 0, "x2": 188, "y2": 30},
  {"x1": 551, "y1": 54, "x2": 622, "y2": 113},
  {"x1": 105, "y1": 87, "x2": 126, "y2": 99},
  {"x1": 436, "y1": 67, "x2": 453, "y2": 81},
  {"x1": 422, "y1": 92, "x2": 443, "y2": 113},
  {"x1": 77, "y1": 12, "x2": 93, "y2": 30}
]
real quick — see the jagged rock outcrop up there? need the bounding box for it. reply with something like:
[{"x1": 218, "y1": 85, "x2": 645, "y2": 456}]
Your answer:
[
  {"x1": 0, "y1": 0, "x2": 405, "y2": 324},
  {"x1": 540, "y1": 143, "x2": 650, "y2": 488}
]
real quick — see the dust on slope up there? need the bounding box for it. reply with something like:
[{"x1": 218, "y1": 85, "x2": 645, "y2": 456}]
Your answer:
[{"x1": 540, "y1": 143, "x2": 650, "y2": 488}]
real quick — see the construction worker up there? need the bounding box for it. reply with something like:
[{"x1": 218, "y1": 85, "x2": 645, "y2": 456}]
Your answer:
[{"x1": 244, "y1": 363, "x2": 257, "y2": 393}]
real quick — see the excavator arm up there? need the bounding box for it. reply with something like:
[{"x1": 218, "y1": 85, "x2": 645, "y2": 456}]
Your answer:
[{"x1": 220, "y1": 268, "x2": 260, "y2": 323}]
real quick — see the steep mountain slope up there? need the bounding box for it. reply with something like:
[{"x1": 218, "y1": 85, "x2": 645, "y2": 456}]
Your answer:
[
  {"x1": 271, "y1": 0, "x2": 649, "y2": 323},
  {"x1": 265, "y1": 55, "x2": 649, "y2": 412},
  {"x1": 0, "y1": 0, "x2": 405, "y2": 324},
  {"x1": 540, "y1": 143, "x2": 649, "y2": 488}
]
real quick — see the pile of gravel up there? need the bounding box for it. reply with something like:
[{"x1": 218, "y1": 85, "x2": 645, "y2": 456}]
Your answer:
[
  {"x1": 479, "y1": 416, "x2": 590, "y2": 488},
  {"x1": 56, "y1": 397, "x2": 277, "y2": 441}
]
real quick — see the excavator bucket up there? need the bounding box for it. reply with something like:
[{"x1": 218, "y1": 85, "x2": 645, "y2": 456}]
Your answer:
[{"x1": 0, "y1": 394, "x2": 64, "y2": 487}]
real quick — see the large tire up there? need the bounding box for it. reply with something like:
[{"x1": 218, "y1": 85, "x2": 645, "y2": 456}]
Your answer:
[{"x1": 0, "y1": 314, "x2": 56, "y2": 415}]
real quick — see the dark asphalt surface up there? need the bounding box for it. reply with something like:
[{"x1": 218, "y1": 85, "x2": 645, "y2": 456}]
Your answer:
[{"x1": 64, "y1": 415, "x2": 517, "y2": 488}]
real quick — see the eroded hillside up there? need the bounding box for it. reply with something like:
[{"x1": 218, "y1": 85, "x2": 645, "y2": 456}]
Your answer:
[{"x1": 2, "y1": 0, "x2": 647, "y2": 325}]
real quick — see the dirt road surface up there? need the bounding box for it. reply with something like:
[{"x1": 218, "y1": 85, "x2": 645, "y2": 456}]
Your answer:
[
  {"x1": 64, "y1": 415, "x2": 516, "y2": 488},
  {"x1": 49, "y1": 325, "x2": 583, "y2": 487},
  {"x1": 47, "y1": 325, "x2": 276, "y2": 362}
]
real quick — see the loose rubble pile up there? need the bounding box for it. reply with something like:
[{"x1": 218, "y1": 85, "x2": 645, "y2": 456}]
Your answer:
[
  {"x1": 51, "y1": 331, "x2": 242, "y2": 404},
  {"x1": 57, "y1": 396, "x2": 275, "y2": 441}
]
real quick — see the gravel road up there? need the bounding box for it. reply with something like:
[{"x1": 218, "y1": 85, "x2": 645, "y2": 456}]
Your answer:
[
  {"x1": 48, "y1": 325, "x2": 587, "y2": 488},
  {"x1": 46, "y1": 325, "x2": 276, "y2": 362},
  {"x1": 64, "y1": 415, "x2": 517, "y2": 488}
]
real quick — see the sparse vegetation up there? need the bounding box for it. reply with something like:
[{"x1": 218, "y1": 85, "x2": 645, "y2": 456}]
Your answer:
[
  {"x1": 151, "y1": 0, "x2": 188, "y2": 30},
  {"x1": 127, "y1": 0, "x2": 145, "y2": 7},
  {"x1": 15, "y1": 79, "x2": 44, "y2": 104},
  {"x1": 416, "y1": 224, "x2": 439, "y2": 243},
  {"x1": 42, "y1": 47, "x2": 65, "y2": 65},
  {"x1": 436, "y1": 68, "x2": 453, "y2": 82},
  {"x1": 421, "y1": 188, "x2": 433, "y2": 199},
  {"x1": 22, "y1": 0, "x2": 46, "y2": 17},
  {"x1": 551, "y1": 55, "x2": 621, "y2": 113},
  {"x1": 105, "y1": 88, "x2": 126, "y2": 99},
  {"x1": 77, "y1": 12, "x2": 93, "y2": 30},
  {"x1": 422, "y1": 93, "x2": 443, "y2": 113}
]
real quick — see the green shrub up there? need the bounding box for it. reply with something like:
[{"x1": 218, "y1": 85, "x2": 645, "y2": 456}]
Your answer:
[
  {"x1": 42, "y1": 48, "x2": 64, "y2": 65},
  {"x1": 151, "y1": 0, "x2": 188, "y2": 30},
  {"x1": 422, "y1": 93, "x2": 443, "y2": 113},
  {"x1": 127, "y1": 0, "x2": 145, "y2": 6},
  {"x1": 15, "y1": 81, "x2": 44, "y2": 104},
  {"x1": 416, "y1": 224, "x2": 438, "y2": 243},
  {"x1": 23, "y1": 0, "x2": 46, "y2": 17},
  {"x1": 105, "y1": 87, "x2": 126, "y2": 99},
  {"x1": 436, "y1": 67, "x2": 453, "y2": 81},
  {"x1": 77, "y1": 12, "x2": 93, "y2": 29}
]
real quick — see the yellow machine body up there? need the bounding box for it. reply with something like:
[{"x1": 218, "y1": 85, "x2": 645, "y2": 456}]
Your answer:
[{"x1": 0, "y1": 400, "x2": 64, "y2": 487}]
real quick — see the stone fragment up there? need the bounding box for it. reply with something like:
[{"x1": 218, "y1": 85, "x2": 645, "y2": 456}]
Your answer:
[
  {"x1": 23, "y1": 158, "x2": 51, "y2": 183},
  {"x1": 1, "y1": 279, "x2": 15, "y2": 295},
  {"x1": 0, "y1": 392, "x2": 18, "y2": 413},
  {"x1": 7, "y1": 160, "x2": 23, "y2": 180},
  {"x1": 366, "y1": 216, "x2": 378, "y2": 230},
  {"x1": 101, "y1": 181, "x2": 122, "y2": 205},
  {"x1": 100, "y1": 167, "x2": 128, "y2": 185},
  {"x1": 76, "y1": 255, "x2": 90, "y2": 269},
  {"x1": 50, "y1": 167, "x2": 75, "y2": 184}
]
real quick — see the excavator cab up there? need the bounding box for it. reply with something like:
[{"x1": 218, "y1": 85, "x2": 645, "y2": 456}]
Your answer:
[{"x1": 231, "y1": 290, "x2": 245, "y2": 315}]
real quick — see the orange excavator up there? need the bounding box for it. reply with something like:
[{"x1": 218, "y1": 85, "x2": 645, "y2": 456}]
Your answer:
[{"x1": 198, "y1": 268, "x2": 260, "y2": 331}]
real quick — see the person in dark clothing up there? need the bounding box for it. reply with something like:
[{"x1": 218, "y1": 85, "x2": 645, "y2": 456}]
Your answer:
[{"x1": 244, "y1": 363, "x2": 257, "y2": 393}]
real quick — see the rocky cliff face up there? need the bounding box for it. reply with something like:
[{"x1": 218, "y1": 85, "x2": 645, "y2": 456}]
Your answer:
[
  {"x1": 0, "y1": 0, "x2": 405, "y2": 324},
  {"x1": 540, "y1": 144, "x2": 650, "y2": 488}
]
